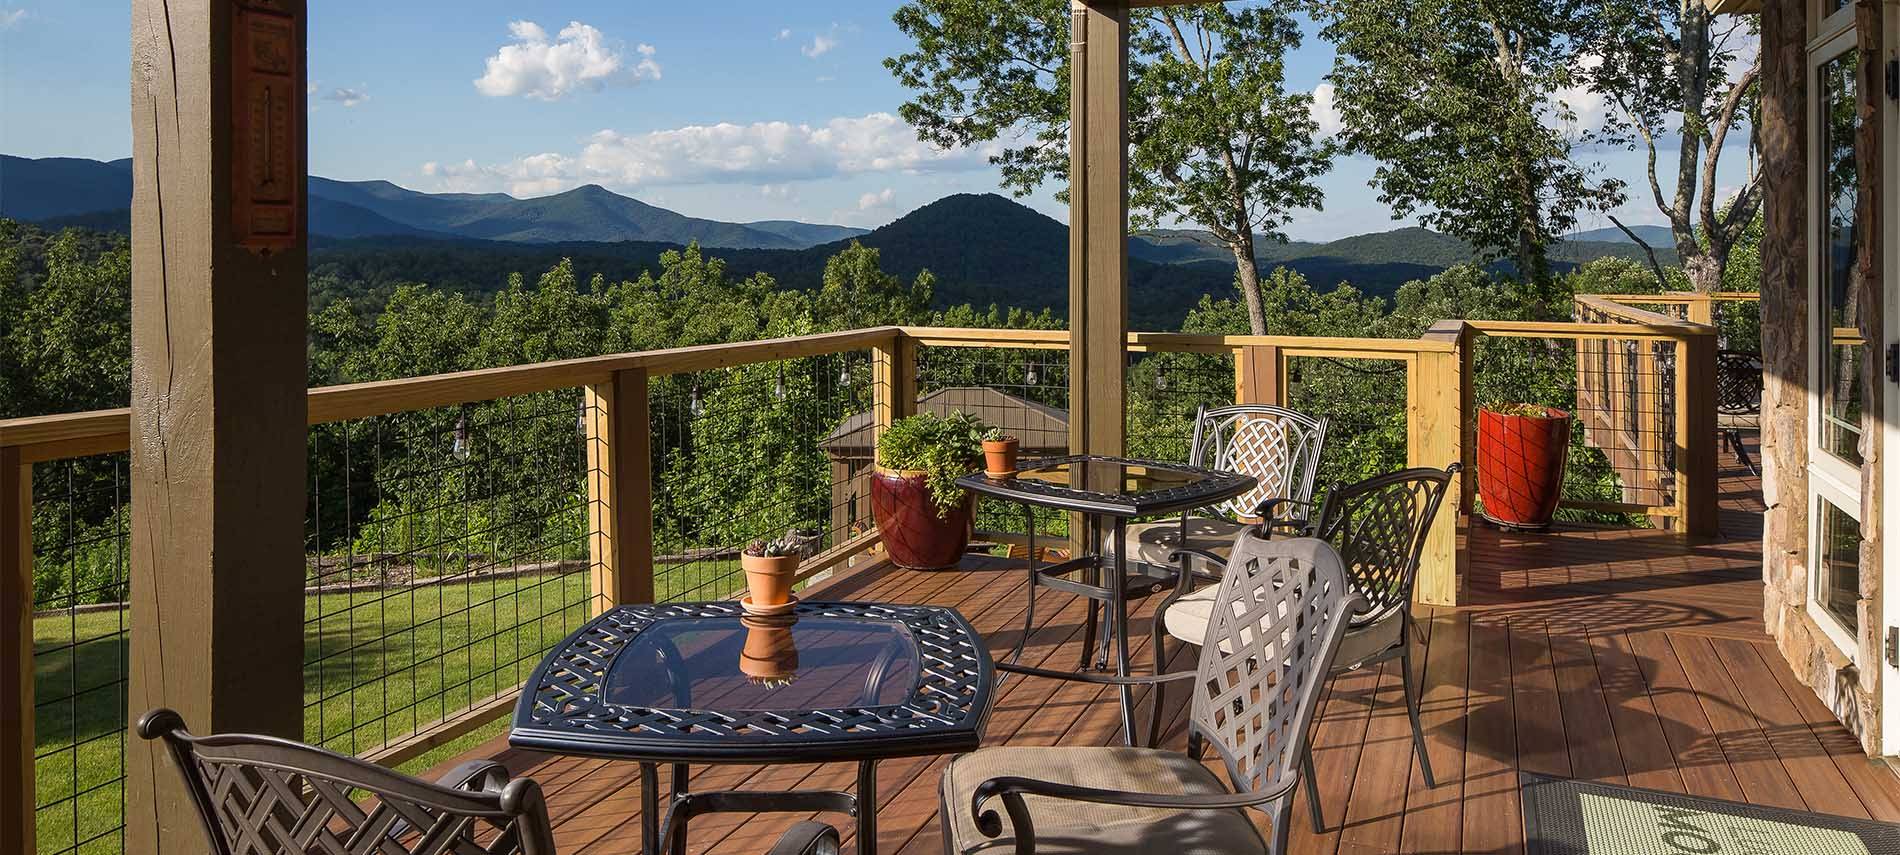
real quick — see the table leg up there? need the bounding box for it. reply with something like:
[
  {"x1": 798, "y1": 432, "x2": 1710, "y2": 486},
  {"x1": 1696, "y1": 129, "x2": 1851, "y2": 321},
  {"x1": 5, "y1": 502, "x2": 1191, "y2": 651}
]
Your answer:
[
  {"x1": 1078, "y1": 514, "x2": 1100, "y2": 672},
  {"x1": 1112, "y1": 517, "x2": 1136, "y2": 746},
  {"x1": 857, "y1": 760, "x2": 879, "y2": 855},
  {"x1": 670, "y1": 763, "x2": 690, "y2": 855},
  {"x1": 1009, "y1": 502, "x2": 1036, "y2": 670},
  {"x1": 640, "y1": 763, "x2": 659, "y2": 855}
]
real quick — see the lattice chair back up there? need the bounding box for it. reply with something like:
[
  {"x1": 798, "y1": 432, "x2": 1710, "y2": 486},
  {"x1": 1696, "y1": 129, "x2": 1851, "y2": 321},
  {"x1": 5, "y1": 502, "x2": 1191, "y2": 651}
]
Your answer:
[
  {"x1": 1186, "y1": 404, "x2": 1328, "y2": 521},
  {"x1": 1189, "y1": 536, "x2": 1361, "y2": 807},
  {"x1": 1311, "y1": 465, "x2": 1458, "y2": 629},
  {"x1": 1716, "y1": 351, "x2": 1762, "y2": 417},
  {"x1": 137, "y1": 709, "x2": 557, "y2": 855}
]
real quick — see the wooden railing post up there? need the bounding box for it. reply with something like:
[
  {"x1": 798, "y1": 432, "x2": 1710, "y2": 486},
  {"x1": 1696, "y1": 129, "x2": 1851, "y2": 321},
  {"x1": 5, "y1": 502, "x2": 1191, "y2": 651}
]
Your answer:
[
  {"x1": 1676, "y1": 331, "x2": 1720, "y2": 536},
  {"x1": 585, "y1": 368, "x2": 656, "y2": 613},
  {"x1": 1, "y1": 448, "x2": 29, "y2": 855},
  {"x1": 1685, "y1": 294, "x2": 1715, "y2": 326},
  {"x1": 1412, "y1": 323, "x2": 1466, "y2": 606},
  {"x1": 873, "y1": 333, "x2": 919, "y2": 433},
  {"x1": 1236, "y1": 344, "x2": 1284, "y2": 406}
]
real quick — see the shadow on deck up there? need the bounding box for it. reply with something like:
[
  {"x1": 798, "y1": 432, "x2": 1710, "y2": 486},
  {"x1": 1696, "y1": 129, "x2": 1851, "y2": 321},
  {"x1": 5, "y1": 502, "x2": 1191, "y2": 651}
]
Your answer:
[{"x1": 434, "y1": 449, "x2": 1900, "y2": 854}]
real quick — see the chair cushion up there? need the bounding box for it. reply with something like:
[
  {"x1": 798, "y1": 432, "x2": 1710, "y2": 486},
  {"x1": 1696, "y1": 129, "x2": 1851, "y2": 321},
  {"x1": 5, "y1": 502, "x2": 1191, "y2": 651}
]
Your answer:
[
  {"x1": 940, "y1": 746, "x2": 1267, "y2": 855},
  {"x1": 1116, "y1": 516, "x2": 1250, "y2": 568},
  {"x1": 1718, "y1": 412, "x2": 1760, "y2": 431},
  {"x1": 1164, "y1": 586, "x2": 1405, "y2": 669}
]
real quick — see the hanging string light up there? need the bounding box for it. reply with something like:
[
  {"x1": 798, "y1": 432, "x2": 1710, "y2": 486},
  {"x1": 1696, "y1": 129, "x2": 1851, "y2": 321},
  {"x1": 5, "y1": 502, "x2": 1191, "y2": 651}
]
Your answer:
[
  {"x1": 839, "y1": 356, "x2": 852, "y2": 386},
  {"x1": 1154, "y1": 365, "x2": 1169, "y2": 392},
  {"x1": 774, "y1": 365, "x2": 787, "y2": 401},
  {"x1": 452, "y1": 414, "x2": 471, "y2": 460},
  {"x1": 689, "y1": 386, "x2": 704, "y2": 417},
  {"x1": 1024, "y1": 362, "x2": 1039, "y2": 387}
]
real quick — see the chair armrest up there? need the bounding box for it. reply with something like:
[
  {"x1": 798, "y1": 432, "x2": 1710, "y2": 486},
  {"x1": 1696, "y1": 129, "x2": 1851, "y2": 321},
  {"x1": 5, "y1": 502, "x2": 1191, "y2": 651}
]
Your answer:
[
  {"x1": 1255, "y1": 498, "x2": 1316, "y2": 536},
  {"x1": 435, "y1": 760, "x2": 510, "y2": 794},
  {"x1": 969, "y1": 773, "x2": 1299, "y2": 854},
  {"x1": 766, "y1": 821, "x2": 840, "y2": 855}
]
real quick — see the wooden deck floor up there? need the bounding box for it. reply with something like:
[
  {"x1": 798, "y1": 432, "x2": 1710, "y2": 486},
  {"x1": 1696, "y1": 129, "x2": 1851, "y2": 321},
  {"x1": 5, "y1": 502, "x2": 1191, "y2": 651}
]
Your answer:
[{"x1": 438, "y1": 455, "x2": 1900, "y2": 854}]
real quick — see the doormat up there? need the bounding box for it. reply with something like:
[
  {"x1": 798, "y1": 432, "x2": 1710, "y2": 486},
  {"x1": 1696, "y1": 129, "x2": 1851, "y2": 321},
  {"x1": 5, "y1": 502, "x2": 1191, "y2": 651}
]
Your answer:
[{"x1": 1521, "y1": 773, "x2": 1900, "y2": 855}]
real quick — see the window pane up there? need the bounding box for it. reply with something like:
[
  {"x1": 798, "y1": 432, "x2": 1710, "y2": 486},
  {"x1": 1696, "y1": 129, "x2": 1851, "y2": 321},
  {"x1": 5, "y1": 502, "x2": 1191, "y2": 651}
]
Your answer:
[
  {"x1": 1819, "y1": 49, "x2": 1864, "y2": 466},
  {"x1": 1817, "y1": 498, "x2": 1862, "y2": 633}
]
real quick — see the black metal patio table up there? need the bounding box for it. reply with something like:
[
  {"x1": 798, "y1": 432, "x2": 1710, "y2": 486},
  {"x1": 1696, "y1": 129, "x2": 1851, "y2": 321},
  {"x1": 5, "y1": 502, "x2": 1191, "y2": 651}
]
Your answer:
[
  {"x1": 510, "y1": 600, "x2": 993, "y2": 855},
  {"x1": 956, "y1": 454, "x2": 1256, "y2": 747}
]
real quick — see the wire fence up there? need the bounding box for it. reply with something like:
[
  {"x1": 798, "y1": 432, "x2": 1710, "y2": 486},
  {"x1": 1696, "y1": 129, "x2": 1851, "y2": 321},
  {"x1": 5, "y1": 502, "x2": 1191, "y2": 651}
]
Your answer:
[
  {"x1": 1479, "y1": 331, "x2": 1671, "y2": 525},
  {"x1": 1125, "y1": 350, "x2": 1235, "y2": 464},
  {"x1": 302, "y1": 391, "x2": 593, "y2": 757},
  {"x1": 648, "y1": 351, "x2": 875, "y2": 602},
  {"x1": 29, "y1": 453, "x2": 130, "y2": 855},
  {"x1": 915, "y1": 344, "x2": 1071, "y2": 543},
  {"x1": 1285, "y1": 355, "x2": 1412, "y2": 493}
]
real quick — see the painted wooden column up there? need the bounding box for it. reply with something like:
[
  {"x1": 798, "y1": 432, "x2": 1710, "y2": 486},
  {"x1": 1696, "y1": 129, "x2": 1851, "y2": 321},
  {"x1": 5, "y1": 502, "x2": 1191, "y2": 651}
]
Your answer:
[
  {"x1": 1067, "y1": 0, "x2": 1129, "y2": 460},
  {"x1": 1, "y1": 449, "x2": 29, "y2": 855},
  {"x1": 127, "y1": 3, "x2": 309, "y2": 854}
]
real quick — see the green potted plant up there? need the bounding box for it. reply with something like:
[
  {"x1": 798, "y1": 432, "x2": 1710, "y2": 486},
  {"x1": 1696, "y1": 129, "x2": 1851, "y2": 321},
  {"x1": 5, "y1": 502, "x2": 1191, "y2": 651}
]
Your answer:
[
  {"x1": 982, "y1": 427, "x2": 1021, "y2": 478},
  {"x1": 872, "y1": 411, "x2": 988, "y2": 569}
]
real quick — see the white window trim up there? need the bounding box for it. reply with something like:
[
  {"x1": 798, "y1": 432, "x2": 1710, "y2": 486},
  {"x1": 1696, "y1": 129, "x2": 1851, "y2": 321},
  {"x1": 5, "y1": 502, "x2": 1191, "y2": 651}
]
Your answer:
[{"x1": 1805, "y1": 25, "x2": 1864, "y2": 662}]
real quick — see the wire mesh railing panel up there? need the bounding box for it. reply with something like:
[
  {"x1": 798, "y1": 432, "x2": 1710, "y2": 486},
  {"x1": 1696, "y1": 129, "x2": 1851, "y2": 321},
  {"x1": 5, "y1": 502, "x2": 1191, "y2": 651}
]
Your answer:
[
  {"x1": 649, "y1": 352, "x2": 873, "y2": 602},
  {"x1": 1479, "y1": 333, "x2": 1674, "y2": 524},
  {"x1": 1284, "y1": 356, "x2": 1410, "y2": 492},
  {"x1": 915, "y1": 344, "x2": 1070, "y2": 541},
  {"x1": 303, "y1": 391, "x2": 592, "y2": 757},
  {"x1": 1715, "y1": 297, "x2": 1762, "y2": 354},
  {"x1": 1125, "y1": 350, "x2": 1235, "y2": 464},
  {"x1": 30, "y1": 453, "x2": 130, "y2": 855}
]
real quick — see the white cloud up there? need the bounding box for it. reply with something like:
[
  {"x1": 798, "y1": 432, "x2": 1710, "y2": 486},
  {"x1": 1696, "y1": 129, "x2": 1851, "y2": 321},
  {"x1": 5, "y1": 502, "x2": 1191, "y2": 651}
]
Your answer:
[
  {"x1": 474, "y1": 20, "x2": 658, "y2": 100},
  {"x1": 0, "y1": 10, "x2": 26, "y2": 30},
  {"x1": 858, "y1": 188, "x2": 895, "y2": 211},
  {"x1": 1549, "y1": 54, "x2": 1609, "y2": 138},
  {"x1": 1308, "y1": 83, "x2": 1343, "y2": 138},
  {"x1": 322, "y1": 87, "x2": 369, "y2": 107},
  {"x1": 761, "y1": 183, "x2": 793, "y2": 199},
  {"x1": 776, "y1": 28, "x2": 792, "y2": 40},
  {"x1": 802, "y1": 33, "x2": 837, "y2": 58},
  {"x1": 418, "y1": 112, "x2": 997, "y2": 197}
]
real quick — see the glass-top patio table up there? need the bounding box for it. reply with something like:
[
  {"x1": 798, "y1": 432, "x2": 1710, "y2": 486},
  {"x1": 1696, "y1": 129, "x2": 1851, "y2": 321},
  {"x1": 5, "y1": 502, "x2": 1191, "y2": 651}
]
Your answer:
[
  {"x1": 511, "y1": 600, "x2": 993, "y2": 855},
  {"x1": 956, "y1": 454, "x2": 1256, "y2": 747}
]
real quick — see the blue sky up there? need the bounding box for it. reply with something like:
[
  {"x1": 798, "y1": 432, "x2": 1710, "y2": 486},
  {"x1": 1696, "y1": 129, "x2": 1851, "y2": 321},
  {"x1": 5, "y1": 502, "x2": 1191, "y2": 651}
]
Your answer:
[{"x1": 0, "y1": 1, "x2": 1749, "y2": 240}]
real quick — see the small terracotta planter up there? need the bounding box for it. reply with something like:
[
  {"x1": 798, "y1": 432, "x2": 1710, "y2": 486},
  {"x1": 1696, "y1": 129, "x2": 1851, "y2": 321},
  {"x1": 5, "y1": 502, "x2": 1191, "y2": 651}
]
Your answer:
[
  {"x1": 1477, "y1": 405, "x2": 1571, "y2": 531},
  {"x1": 983, "y1": 437, "x2": 1021, "y2": 478},
  {"x1": 741, "y1": 553, "x2": 800, "y2": 606},
  {"x1": 739, "y1": 615, "x2": 799, "y2": 684},
  {"x1": 870, "y1": 465, "x2": 976, "y2": 570}
]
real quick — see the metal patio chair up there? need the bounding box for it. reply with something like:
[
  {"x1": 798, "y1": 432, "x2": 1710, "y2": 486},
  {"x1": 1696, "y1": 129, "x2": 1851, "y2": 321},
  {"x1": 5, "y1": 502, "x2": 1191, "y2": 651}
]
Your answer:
[
  {"x1": 940, "y1": 537, "x2": 1364, "y2": 855},
  {"x1": 1155, "y1": 465, "x2": 1459, "y2": 830},
  {"x1": 1717, "y1": 350, "x2": 1762, "y2": 475},
  {"x1": 137, "y1": 709, "x2": 842, "y2": 855},
  {"x1": 1117, "y1": 404, "x2": 1328, "y2": 571}
]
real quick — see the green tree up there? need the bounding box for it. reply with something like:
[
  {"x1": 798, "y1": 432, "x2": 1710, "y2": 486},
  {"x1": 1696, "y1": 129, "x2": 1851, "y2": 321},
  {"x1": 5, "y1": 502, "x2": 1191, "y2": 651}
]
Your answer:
[
  {"x1": 887, "y1": 0, "x2": 1333, "y2": 334},
  {"x1": 814, "y1": 242, "x2": 934, "y2": 330},
  {"x1": 1580, "y1": 0, "x2": 1759, "y2": 292},
  {"x1": 1318, "y1": 0, "x2": 1614, "y2": 293}
]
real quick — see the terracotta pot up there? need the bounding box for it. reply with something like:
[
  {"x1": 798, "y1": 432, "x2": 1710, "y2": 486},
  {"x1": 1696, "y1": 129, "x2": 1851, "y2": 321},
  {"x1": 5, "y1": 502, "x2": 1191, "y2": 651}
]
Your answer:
[
  {"x1": 1476, "y1": 406, "x2": 1571, "y2": 530},
  {"x1": 870, "y1": 465, "x2": 976, "y2": 570},
  {"x1": 739, "y1": 615, "x2": 799, "y2": 683},
  {"x1": 982, "y1": 437, "x2": 1020, "y2": 478},
  {"x1": 741, "y1": 553, "x2": 800, "y2": 606}
]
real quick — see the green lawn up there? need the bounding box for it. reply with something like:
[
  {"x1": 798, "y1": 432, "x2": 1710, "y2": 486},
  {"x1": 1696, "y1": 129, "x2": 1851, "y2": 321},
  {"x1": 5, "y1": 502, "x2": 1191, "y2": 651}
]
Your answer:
[{"x1": 31, "y1": 558, "x2": 753, "y2": 855}]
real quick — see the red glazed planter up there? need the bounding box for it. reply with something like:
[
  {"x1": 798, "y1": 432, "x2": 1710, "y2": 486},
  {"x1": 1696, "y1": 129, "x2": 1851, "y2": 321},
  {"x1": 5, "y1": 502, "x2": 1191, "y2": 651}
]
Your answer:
[
  {"x1": 870, "y1": 465, "x2": 976, "y2": 570},
  {"x1": 1476, "y1": 406, "x2": 1571, "y2": 530}
]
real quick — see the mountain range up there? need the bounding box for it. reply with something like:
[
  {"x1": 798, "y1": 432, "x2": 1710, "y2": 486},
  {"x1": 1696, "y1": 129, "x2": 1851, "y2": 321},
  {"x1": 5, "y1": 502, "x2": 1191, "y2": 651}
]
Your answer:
[
  {"x1": 1, "y1": 155, "x2": 869, "y2": 249},
  {"x1": 3, "y1": 154, "x2": 1675, "y2": 328}
]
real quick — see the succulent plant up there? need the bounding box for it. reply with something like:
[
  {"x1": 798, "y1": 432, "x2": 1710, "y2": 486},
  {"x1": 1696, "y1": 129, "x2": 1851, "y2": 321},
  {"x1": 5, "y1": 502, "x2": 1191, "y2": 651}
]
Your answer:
[
  {"x1": 744, "y1": 527, "x2": 818, "y2": 558},
  {"x1": 982, "y1": 427, "x2": 1015, "y2": 442}
]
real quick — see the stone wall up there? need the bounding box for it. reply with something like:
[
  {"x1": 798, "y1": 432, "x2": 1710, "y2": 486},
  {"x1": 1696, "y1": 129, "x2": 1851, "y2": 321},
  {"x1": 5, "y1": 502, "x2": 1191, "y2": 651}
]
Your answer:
[{"x1": 1757, "y1": 0, "x2": 1884, "y2": 756}]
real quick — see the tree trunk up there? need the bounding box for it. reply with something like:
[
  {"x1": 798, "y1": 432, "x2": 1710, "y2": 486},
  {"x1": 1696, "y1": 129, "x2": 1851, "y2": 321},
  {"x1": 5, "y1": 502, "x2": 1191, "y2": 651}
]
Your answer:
[
  {"x1": 1682, "y1": 248, "x2": 1723, "y2": 293},
  {"x1": 1231, "y1": 231, "x2": 1267, "y2": 335}
]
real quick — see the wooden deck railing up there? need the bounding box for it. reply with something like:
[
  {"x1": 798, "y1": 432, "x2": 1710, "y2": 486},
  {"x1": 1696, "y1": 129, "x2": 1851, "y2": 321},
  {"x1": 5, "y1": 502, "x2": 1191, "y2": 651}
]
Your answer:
[{"x1": 2, "y1": 319, "x2": 1729, "y2": 854}]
